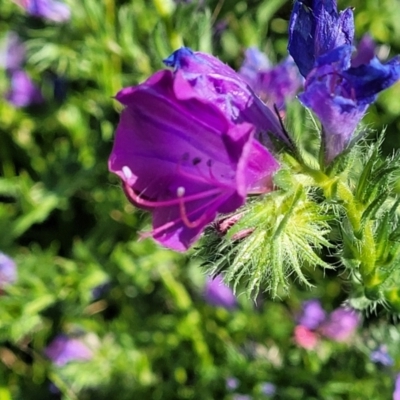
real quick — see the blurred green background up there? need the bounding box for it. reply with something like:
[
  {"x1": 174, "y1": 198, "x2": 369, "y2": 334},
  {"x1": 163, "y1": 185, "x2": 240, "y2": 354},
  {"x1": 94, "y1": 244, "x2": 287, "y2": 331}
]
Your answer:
[{"x1": 1, "y1": 0, "x2": 400, "y2": 399}]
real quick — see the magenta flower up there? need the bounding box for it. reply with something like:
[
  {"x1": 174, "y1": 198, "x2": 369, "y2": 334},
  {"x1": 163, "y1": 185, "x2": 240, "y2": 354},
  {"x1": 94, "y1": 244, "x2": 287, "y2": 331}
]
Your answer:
[
  {"x1": 163, "y1": 47, "x2": 288, "y2": 146},
  {"x1": 109, "y1": 68, "x2": 279, "y2": 251},
  {"x1": 0, "y1": 252, "x2": 17, "y2": 289},
  {"x1": 44, "y1": 335, "x2": 93, "y2": 366},
  {"x1": 239, "y1": 47, "x2": 302, "y2": 110},
  {"x1": 288, "y1": 0, "x2": 355, "y2": 77},
  {"x1": 204, "y1": 275, "x2": 237, "y2": 309},
  {"x1": 14, "y1": 0, "x2": 70, "y2": 22}
]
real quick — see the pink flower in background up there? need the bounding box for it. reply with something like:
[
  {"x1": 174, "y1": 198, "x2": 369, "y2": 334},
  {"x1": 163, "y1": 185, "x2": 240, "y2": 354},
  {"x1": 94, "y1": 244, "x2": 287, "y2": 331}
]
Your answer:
[
  {"x1": 294, "y1": 325, "x2": 319, "y2": 350},
  {"x1": 44, "y1": 335, "x2": 93, "y2": 366}
]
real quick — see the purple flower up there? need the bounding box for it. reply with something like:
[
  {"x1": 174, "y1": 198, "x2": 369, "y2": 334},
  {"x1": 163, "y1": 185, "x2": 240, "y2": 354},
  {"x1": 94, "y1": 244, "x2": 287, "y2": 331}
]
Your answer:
[
  {"x1": 6, "y1": 70, "x2": 43, "y2": 107},
  {"x1": 0, "y1": 253, "x2": 17, "y2": 289},
  {"x1": 109, "y1": 68, "x2": 279, "y2": 251},
  {"x1": 319, "y1": 307, "x2": 360, "y2": 341},
  {"x1": 394, "y1": 374, "x2": 400, "y2": 400},
  {"x1": 44, "y1": 335, "x2": 93, "y2": 366},
  {"x1": 239, "y1": 47, "x2": 302, "y2": 110},
  {"x1": 288, "y1": 0, "x2": 355, "y2": 77},
  {"x1": 370, "y1": 345, "x2": 394, "y2": 366},
  {"x1": 1, "y1": 32, "x2": 26, "y2": 71},
  {"x1": 163, "y1": 47, "x2": 287, "y2": 146},
  {"x1": 261, "y1": 382, "x2": 276, "y2": 396},
  {"x1": 297, "y1": 299, "x2": 326, "y2": 330},
  {"x1": 14, "y1": 0, "x2": 70, "y2": 22},
  {"x1": 351, "y1": 35, "x2": 376, "y2": 68},
  {"x1": 226, "y1": 377, "x2": 240, "y2": 391},
  {"x1": 299, "y1": 44, "x2": 400, "y2": 163},
  {"x1": 204, "y1": 275, "x2": 237, "y2": 309}
]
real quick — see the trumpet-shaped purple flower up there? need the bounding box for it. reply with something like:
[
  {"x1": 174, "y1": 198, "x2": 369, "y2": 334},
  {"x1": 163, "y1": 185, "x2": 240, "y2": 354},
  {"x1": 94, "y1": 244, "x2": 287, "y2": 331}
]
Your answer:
[
  {"x1": 299, "y1": 44, "x2": 400, "y2": 163},
  {"x1": 163, "y1": 47, "x2": 287, "y2": 145},
  {"x1": 239, "y1": 47, "x2": 302, "y2": 110},
  {"x1": 109, "y1": 69, "x2": 279, "y2": 251},
  {"x1": 288, "y1": 0, "x2": 354, "y2": 77},
  {"x1": 0, "y1": 253, "x2": 17, "y2": 289},
  {"x1": 204, "y1": 275, "x2": 237, "y2": 309},
  {"x1": 14, "y1": 0, "x2": 70, "y2": 22},
  {"x1": 44, "y1": 335, "x2": 93, "y2": 366}
]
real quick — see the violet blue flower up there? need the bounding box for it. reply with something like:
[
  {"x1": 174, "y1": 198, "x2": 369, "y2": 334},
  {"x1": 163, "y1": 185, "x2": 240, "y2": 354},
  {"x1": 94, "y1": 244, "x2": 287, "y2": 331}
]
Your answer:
[
  {"x1": 163, "y1": 47, "x2": 288, "y2": 146},
  {"x1": 261, "y1": 382, "x2": 276, "y2": 396},
  {"x1": 288, "y1": 0, "x2": 355, "y2": 77},
  {"x1": 319, "y1": 307, "x2": 360, "y2": 341},
  {"x1": 394, "y1": 374, "x2": 400, "y2": 400},
  {"x1": 0, "y1": 252, "x2": 17, "y2": 289},
  {"x1": 226, "y1": 377, "x2": 240, "y2": 391},
  {"x1": 109, "y1": 69, "x2": 279, "y2": 251},
  {"x1": 2, "y1": 32, "x2": 26, "y2": 71},
  {"x1": 370, "y1": 345, "x2": 394, "y2": 366},
  {"x1": 6, "y1": 70, "x2": 44, "y2": 107},
  {"x1": 204, "y1": 275, "x2": 237, "y2": 309},
  {"x1": 14, "y1": 0, "x2": 71, "y2": 22},
  {"x1": 44, "y1": 335, "x2": 93, "y2": 366},
  {"x1": 299, "y1": 44, "x2": 400, "y2": 163},
  {"x1": 297, "y1": 299, "x2": 326, "y2": 330},
  {"x1": 239, "y1": 47, "x2": 302, "y2": 110}
]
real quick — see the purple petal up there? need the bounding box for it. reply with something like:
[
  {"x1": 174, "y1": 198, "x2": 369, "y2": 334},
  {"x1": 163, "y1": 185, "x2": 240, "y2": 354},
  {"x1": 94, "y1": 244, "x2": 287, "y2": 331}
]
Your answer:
[
  {"x1": 320, "y1": 307, "x2": 359, "y2": 341},
  {"x1": 370, "y1": 345, "x2": 394, "y2": 366},
  {"x1": 394, "y1": 374, "x2": 400, "y2": 400},
  {"x1": 0, "y1": 253, "x2": 17, "y2": 288},
  {"x1": 288, "y1": 0, "x2": 354, "y2": 77},
  {"x1": 204, "y1": 275, "x2": 237, "y2": 309},
  {"x1": 297, "y1": 299, "x2": 326, "y2": 330},
  {"x1": 163, "y1": 47, "x2": 287, "y2": 145},
  {"x1": 351, "y1": 35, "x2": 376, "y2": 67},
  {"x1": 44, "y1": 335, "x2": 93, "y2": 366},
  {"x1": 15, "y1": 0, "x2": 70, "y2": 22},
  {"x1": 6, "y1": 70, "x2": 44, "y2": 108},
  {"x1": 1, "y1": 32, "x2": 26, "y2": 71},
  {"x1": 109, "y1": 70, "x2": 279, "y2": 251}
]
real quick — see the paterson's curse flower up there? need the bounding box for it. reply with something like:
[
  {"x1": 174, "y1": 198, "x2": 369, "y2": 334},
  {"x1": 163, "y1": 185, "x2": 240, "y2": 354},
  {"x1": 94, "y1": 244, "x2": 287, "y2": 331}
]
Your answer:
[
  {"x1": 109, "y1": 56, "x2": 279, "y2": 251},
  {"x1": 204, "y1": 274, "x2": 237, "y2": 309},
  {"x1": 13, "y1": 0, "x2": 71, "y2": 22},
  {"x1": 239, "y1": 47, "x2": 302, "y2": 110},
  {"x1": 163, "y1": 47, "x2": 287, "y2": 146},
  {"x1": 288, "y1": 0, "x2": 354, "y2": 78},
  {"x1": 44, "y1": 335, "x2": 93, "y2": 366}
]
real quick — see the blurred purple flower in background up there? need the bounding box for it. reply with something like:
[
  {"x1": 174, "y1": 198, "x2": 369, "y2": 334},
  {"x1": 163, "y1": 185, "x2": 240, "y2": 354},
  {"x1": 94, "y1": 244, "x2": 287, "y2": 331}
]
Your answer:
[
  {"x1": 2, "y1": 32, "x2": 43, "y2": 107},
  {"x1": 295, "y1": 299, "x2": 359, "y2": 348},
  {"x1": 261, "y1": 382, "x2": 276, "y2": 396},
  {"x1": 204, "y1": 275, "x2": 237, "y2": 309},
  {"x1": 109, "y1": 63, "x2": 279, "y2": 251},
  {"x1": 226, "y1": 377, "x2": 240, "y2": 391},
  {"x1": 297, "y1": 299, "x2": 326, "y2": 330},
  {"x1": 370, "y1": 345, "x2": 394, "y2": 366},
  {"x1": 44, "y1": 335, "x2": 93, "y2": 366},
  {"x1": 13, "y1": 0, "x2": 71, "y2": 22},
  {"x1": 394, "y1": 374, "x2": 400, "y2": 400},
  {"x1": 239, "y1": 47, "x2": 302, "y2": 110},
  {"x1": 0, "y1": 252, "x2": 17, "y2": 289}
]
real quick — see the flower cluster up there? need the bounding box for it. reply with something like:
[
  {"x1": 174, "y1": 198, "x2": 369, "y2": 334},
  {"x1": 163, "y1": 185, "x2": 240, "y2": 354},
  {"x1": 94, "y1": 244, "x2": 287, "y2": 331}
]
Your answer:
[{"x1": 294, "y1": 299, "x2": 359, "y2": 349}]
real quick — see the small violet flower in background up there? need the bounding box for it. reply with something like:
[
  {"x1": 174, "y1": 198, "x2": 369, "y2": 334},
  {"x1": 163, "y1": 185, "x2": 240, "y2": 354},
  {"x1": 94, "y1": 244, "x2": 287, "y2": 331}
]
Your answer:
[
  {"x1": 2, "y1": 32, "x2": 43, "y2": 107},
  {"x1": 0, "y1": 252, "x2": 17, "y2": 290},
  {"x1": 294, "y1": 299, "x2": 359, "y2": 349},
  {"x1": 204, "y1": 275, "x2": 237, "y2": 310},
  {"x1": 394, "y1": 374, "x2": 400, "y2": 400},
  {"x1": 260, "y1": 382, "x2": 276, "y2": 397},
  {"x1": 239, "y1": 47, "x2": 302, "y2": 110},
  {"x1": 370, "y1": 345, "x2": 394, "y2": 366},
  {"x1": 13, "y1": 0, "x2": 70, "y2": 22},
  {"x1": 226, "y1": 377, "x2": 240, "y2": 391},
  {"x1": 288, "y1": 0, "x2": 400, "y2": 163},
  {"x1": 109, "y1": 50, "x2": 280, "y2": 251},
  {"x1": 44, "y1": 335, "x2": 93, "y2": 366}
]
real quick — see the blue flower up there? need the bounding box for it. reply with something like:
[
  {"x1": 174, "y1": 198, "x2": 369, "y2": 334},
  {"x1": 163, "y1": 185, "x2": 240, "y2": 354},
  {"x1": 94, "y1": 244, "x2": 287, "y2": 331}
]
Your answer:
[{"x1": 288, "y1": 0, "x2": 354, "y2": 77}]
